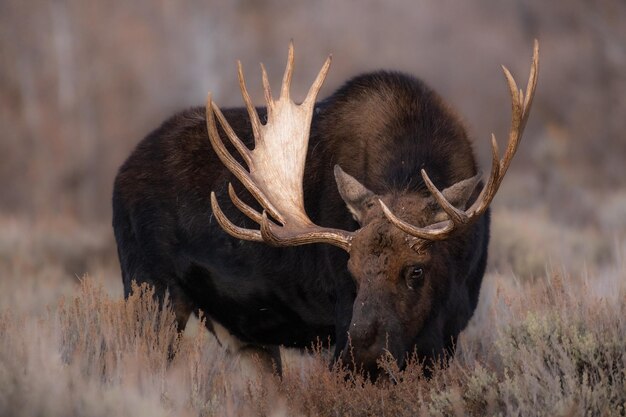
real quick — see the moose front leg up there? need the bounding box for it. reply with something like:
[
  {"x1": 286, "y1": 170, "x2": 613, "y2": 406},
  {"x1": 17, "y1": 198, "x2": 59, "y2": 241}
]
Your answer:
[
  {"x1": 239, "y1": 344, "x2": 283, "y2": 376},
  {"x1": 209, "y1": 318, "x2": 283, "y2": 377}
]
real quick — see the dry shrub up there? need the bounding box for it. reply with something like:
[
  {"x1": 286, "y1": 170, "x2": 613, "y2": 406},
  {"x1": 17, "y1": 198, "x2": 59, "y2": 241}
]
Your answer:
[
  {"x1": 1, "y1": 260, "x2": 624, "y2": 416},
  {"x1": 58, "y1": 280, "x2": 180, "y2": 385},
  {"x1": 0, "y1": 216, "x2": 116, "y2": 276},
  {"x1": 279, "y1": 345, "x2": 431, "y2": 416},
  {"x1": 0, "y1": 216, "x2": 118, "y2": 318},
  {"x1": 488, "y1": 273, "x2": 625, "y2": 416},
  {"x1": 0, "y1": 296, "x2": 171, "y2": 417},
  {"x1": 489, "y1": 208, "x2": 611, "y2": 280},
  {"x1": 0, "y1": 278, "x2": 280, "y2": 417},
  {"x1": 598, "y1": 190, "x2": 626, "y2": 235}
]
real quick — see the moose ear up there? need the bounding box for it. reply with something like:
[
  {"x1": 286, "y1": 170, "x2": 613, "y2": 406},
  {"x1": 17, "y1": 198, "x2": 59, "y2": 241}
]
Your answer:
[
  {"x1": 334, "y1": 165, "x2": 376, "y2": 224},
  {"x1": 440, "y1": 173, "x2": 482, "y2": 209}
]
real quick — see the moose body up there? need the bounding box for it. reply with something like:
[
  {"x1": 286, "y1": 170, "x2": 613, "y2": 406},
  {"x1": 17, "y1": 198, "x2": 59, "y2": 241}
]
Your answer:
[{"x1": 113, "y1": 44, "x2": 537, "y2": 378}]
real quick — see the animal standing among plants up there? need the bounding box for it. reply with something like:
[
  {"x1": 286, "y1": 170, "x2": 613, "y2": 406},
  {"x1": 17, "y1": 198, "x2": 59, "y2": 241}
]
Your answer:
[{"x1": 113, "y1": 41, "x2": 538, "y2": 379}]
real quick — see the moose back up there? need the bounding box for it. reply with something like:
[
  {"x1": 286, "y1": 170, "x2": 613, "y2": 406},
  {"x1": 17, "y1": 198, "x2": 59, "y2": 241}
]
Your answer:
[{"x1": 113, "y1": 42, "x2": 538, "y2": 378}]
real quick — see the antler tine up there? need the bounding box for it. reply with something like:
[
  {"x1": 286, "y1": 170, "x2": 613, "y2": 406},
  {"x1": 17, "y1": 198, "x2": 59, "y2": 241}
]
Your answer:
[
  {"x1": 381, "y1": 41, "x2": 539, "y2": 241},
  {"x1": 525, "y1": 40, "x2": 539, "y2": 110},
  {"x1": 378, "y1": 199, "x2": 454, "y2": 241},
  {"x1": 237, "y1": 61, "x2": 263, "y2": 143},
  {"x1": 260, "y1": 63, "x2": 273, "y2": 116},
  {"x1": 206, "y1": 94, "x2": 250, "y2": 175},
  {"x1": 467, "y1": 133, "x2": 501, "y2": 216},
  {"x1": 280, "y1": 41, "x2": 295, "y2": 100},
  {"x1": 304, "y1": 54, "x2": 332, "y2": 107},
  {"x1": 210, "y1": 192, "x2": 263, "y2": 242},
  {"x1": 420, "y1": 169, "x2": 470, "y2": 225},
  {"x1": 227, "y1": 183, "x2": 263, "y2": 224},
  {"x1": 208, "y1": 94, "x2": 252, "y2": 168}
]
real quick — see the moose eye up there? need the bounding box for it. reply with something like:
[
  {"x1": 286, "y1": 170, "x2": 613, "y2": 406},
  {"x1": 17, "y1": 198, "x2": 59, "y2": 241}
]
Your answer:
[{"x1": 406, "y1": 266, "x2": 424, "y2": 290}]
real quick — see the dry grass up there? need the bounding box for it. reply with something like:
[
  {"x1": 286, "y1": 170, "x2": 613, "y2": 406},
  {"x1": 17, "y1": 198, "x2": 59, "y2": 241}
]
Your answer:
[
  {"x1": 0, "y1": 216, "x2": 624, "y2": 416},
  {"x1": 488, "y1": 208, "x2": 611, "y2": 280}
]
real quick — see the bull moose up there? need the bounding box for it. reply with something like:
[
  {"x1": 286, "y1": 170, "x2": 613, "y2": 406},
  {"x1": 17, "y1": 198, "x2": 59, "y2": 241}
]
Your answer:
[{"x1": 113, "y1": 41, "x2": 538, "y2": 379}]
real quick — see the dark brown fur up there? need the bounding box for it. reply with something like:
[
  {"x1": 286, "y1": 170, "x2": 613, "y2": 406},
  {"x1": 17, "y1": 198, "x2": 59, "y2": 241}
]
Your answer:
[{"x1": 113, "y1": 71, "x2": 489, "y2": 379}]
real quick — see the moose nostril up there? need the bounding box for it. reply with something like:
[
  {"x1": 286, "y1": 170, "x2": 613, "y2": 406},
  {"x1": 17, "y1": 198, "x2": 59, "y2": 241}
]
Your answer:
[{"x1": 350, "y1": 322, "x2": 379, "y2": 349}]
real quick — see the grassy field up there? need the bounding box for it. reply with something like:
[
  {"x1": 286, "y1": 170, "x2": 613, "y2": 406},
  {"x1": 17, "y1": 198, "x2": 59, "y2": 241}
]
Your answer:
[{"x1": 0, "y1": 211, "x2": 624, "y2": 417}]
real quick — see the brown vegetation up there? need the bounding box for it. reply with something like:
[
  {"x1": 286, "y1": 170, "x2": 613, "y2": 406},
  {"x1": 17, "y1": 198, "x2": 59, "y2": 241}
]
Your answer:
[
  {"x1": 1, "y1": 273, "x2": 624, "y2": 416},
  {"x1": 0, "y1": 217, "x2": 624, "y2": 416}
]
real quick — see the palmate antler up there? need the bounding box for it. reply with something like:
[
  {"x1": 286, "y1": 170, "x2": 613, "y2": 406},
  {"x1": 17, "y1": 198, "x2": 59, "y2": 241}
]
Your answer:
[
  {"x1": 379, "y1": 40, "x2": 539, "y2": 241},
  {"x1": 208, "y1": 42, "x2": 354, "y2": 251}
]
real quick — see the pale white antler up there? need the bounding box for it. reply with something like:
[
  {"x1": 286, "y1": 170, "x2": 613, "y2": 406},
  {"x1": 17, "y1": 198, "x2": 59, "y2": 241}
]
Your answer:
[
  {"x1": 380, "y1": 40, "x2": 540, "y2": 240},
  {"x1": 208, "y1": 42, "x2": 354, "y2": 251}
]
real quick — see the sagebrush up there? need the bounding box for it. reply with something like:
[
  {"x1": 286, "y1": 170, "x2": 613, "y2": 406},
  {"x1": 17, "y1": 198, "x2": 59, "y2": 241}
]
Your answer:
[{"x1": 1, "y1": 264, "x2": 623, "y2": 416}]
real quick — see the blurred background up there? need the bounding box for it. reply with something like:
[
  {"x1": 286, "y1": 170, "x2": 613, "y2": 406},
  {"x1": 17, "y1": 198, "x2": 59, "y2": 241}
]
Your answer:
[{"x1": 1, "y1": 0, "x2": 625, "y2": 298}]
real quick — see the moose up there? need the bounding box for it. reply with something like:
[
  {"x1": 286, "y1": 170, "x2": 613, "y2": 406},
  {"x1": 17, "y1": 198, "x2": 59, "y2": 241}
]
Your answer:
[{"x1": 113, "y1": 41, "x2": 538, "y2": 379}]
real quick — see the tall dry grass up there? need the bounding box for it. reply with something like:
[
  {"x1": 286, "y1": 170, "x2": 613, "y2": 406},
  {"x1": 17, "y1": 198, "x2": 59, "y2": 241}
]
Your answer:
[{"x1": 0, "y1": 237, "x2": 624, "y2": 416}]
